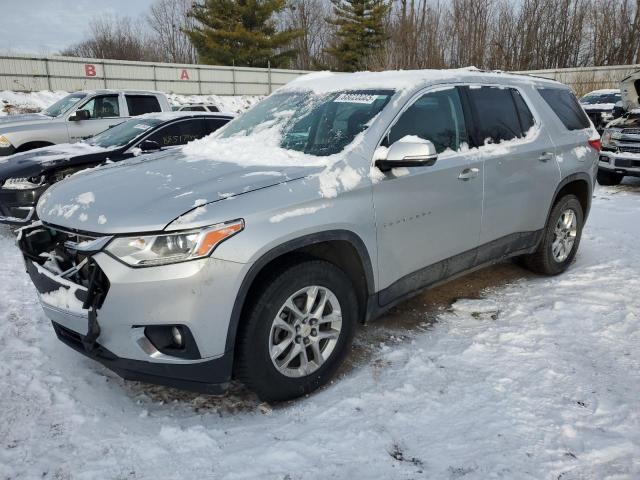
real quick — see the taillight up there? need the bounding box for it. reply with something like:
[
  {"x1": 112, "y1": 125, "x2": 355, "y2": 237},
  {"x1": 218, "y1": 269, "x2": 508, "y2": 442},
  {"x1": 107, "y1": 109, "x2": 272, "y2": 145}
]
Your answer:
[{"x1": 588, "y1": 138, "x2": 601, "y2": 151}]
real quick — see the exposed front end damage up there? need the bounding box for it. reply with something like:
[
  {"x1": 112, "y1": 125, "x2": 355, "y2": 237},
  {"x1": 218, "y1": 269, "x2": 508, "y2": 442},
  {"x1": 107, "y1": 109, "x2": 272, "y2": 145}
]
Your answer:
[
  {"x1": 17, "y1": 222, "x2": 110, "y2": 351},
  {"x1": 16, "y1": 221, "x2": 235, "y2": 394}
]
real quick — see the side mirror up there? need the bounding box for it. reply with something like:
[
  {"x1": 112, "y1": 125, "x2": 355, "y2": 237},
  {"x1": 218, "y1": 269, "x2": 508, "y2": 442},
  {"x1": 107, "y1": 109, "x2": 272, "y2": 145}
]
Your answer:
[
  {"x1": 140, "y1": 139, "x2": 161, "y2": 152},
  {"x1": 375, "y1": 139, "x2": 438, "y2": 172},
  {"x1": 70, "y1": 109, "x2": 90, "y2": 121}
]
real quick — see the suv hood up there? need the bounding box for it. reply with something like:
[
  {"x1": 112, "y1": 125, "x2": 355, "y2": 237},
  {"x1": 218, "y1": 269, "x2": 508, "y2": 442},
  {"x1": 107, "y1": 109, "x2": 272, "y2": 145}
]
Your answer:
[
  {"x1": 0, "y1": 143, "x2": 113, "y2": 181},
  {"x1": 37, "y1": 150, "x2": 319, "y2": 234}
]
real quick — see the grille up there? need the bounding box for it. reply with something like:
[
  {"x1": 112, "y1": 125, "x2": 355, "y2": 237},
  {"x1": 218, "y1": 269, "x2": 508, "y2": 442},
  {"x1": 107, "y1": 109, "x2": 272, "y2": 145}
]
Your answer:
[
  {"x1": 621, "y1": 128, "x2": 640, "y2": 135},
  {"x1": 618, "y1": 145, "x2": 640, "y2": 154},
  {"x1": 615, "y1": 159, "x2": 640, "y2": 168}
]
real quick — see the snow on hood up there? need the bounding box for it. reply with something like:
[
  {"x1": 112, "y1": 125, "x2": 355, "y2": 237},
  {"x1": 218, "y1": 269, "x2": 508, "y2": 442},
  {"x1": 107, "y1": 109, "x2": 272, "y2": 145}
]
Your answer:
[
  {"x1": 37, "y1": 150, "x2": 319, "y2": 234},
  {"x1": 0, "y1": 143, "x2": 112, "y2": 180},
  {"x1": 0, "y1": 113, "x2": 51, "y2": 125}
]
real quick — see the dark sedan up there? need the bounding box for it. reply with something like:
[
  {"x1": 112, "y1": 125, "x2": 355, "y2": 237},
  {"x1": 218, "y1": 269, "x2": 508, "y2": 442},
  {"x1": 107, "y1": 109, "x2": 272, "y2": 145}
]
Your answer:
[{"x1": 0, "y1": 111, "x2": 233, "y2": 225}]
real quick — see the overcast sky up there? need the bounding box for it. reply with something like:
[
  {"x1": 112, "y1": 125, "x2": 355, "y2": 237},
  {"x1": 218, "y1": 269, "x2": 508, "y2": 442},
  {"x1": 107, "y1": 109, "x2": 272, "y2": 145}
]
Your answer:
[{"x1": 1, "y1": 0, "x2": 157, "y2": 54}]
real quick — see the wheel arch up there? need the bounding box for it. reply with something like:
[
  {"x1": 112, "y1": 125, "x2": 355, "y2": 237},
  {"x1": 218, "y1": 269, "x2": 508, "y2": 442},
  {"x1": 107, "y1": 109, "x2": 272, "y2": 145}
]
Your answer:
[
  {"x1": 548, "y1": 173, "x2": 593, "y2": 222},
  {"x1": 15, "y1": 141, "x2": 55, "y2": 153},
  {"x1": 224, "y1": 229, "x2": 375, "y2": 355}
]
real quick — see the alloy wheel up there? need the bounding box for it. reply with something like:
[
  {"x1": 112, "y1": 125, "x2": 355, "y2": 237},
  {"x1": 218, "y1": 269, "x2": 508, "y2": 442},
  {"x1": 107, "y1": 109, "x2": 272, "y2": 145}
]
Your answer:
[
  {"x1": 269, "y1": 285, "x2": 342, "y2": 378},
  {"x1": 551, "y1": 208, "x2": 578, "y2": 262}
]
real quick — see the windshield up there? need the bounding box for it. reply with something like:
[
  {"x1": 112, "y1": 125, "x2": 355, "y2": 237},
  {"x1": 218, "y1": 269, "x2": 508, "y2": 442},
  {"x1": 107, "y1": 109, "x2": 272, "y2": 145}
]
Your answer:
[
  {"x1": 580, "y1": 92, "x2": 621, "y2": 105},
  {"x1": 87, "y1": 117, "x2": 165, "y2": 148},
  {"x1": 218, "y1": 89, "x2": 393, "y2": 156},
  {"x1": 42, "y1": 93, "x2": 87, "y2": 117}
]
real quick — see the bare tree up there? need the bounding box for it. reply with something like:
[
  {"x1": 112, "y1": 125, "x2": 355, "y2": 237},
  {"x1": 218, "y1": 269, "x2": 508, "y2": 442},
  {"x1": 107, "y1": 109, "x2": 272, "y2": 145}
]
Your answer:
[
  {"x1": 61, "y1": 15, "x2": 159, "y2": 61},
  {"x1": 147, "y1": 0, "x2": 197, "y2": 64}
]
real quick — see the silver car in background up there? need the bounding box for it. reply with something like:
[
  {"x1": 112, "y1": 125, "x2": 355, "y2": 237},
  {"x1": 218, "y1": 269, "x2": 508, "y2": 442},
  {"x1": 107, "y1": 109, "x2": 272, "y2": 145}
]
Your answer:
[
  {"x1": 0, "y1": 90, "x2": 171, "y2": 156},
  {"x1": 17, "y1": 69, "x2": 599, "y2": 402}
]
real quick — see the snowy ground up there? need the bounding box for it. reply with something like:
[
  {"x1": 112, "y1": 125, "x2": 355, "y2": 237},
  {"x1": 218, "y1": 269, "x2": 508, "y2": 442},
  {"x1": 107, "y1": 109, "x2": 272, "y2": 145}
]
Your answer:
[
  {"x1": 0, "y1": 90, "x2": 261, "y2": 116},
  {"x1": 0, "y1": 180, "x2": 639, "y2": 479}
]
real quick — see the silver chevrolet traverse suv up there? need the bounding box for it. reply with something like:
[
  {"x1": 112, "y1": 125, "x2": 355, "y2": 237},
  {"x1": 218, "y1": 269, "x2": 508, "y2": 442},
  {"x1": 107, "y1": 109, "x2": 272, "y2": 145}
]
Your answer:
[{"x1": 17, "y1": 69, "x2": 599, "y2": 402}]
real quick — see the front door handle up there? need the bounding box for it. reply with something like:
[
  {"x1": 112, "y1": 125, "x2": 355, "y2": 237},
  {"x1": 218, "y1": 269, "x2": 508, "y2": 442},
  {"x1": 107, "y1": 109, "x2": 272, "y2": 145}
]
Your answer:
[
  {"x1": 538, "y1": 152, "x2": 554, "y2": 162},
  {"x1": 458, "y1": 167, "x2": 479, "y2": 181}
]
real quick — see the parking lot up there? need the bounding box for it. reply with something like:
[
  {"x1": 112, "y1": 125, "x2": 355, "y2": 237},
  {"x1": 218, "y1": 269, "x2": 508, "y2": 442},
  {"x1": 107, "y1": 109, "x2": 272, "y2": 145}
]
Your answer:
[{"x1": 1, "y1": 179, "x2": 638, "y2": 479}]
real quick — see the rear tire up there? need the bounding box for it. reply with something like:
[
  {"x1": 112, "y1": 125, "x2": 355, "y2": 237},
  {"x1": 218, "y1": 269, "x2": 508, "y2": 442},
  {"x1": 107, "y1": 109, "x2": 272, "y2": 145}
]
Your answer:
[
  {"x1": 235, "y1": 260, "x2": 358, "y2": 402},
  {"x1": 521, "y1": 194, "x2": 584, "y2": 276},
  {"x1": 597, "y1": 169, "x2": 623, "y2": 186}
]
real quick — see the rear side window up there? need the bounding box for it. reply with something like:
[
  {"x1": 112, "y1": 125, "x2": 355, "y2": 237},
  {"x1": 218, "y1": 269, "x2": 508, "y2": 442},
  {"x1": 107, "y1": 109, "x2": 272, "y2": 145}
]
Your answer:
[
  {"x1": 126, "y1": 95, "x2": 162, "y2": 116},
  {"x1": 205, "y1": 118, "x2": 229, "y2": 134},
  {"x1": 537, "y1": 88, "x2": 590, "y2": 130},
  {"x1": 145, "y1": 119, "x2": 204, "y2": 147},
  {"x1": 386, "y1": 88, "x2": 469, "y2": 153},
  {"x1": 466, "y1": 86, "x2": 526, "y2": 144}
]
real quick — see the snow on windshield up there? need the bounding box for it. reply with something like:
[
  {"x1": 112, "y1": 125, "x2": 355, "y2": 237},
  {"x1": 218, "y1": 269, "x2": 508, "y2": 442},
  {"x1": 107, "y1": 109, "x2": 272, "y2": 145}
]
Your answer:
[
  {"x1": 42, "y1": 93, "x2": 86, "y2": 117},
  {"x1": 183, "y1": 89, "x2": 393, "y2": 166}
]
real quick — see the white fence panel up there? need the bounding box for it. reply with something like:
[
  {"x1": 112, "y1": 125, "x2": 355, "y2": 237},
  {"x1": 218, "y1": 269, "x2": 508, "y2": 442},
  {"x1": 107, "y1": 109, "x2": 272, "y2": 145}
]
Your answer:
[
  {"x1": 2, "y1": 54, "x2": 638, "y2": 97},
  {"x1": 0, "y1": 54, "x2": 310, "y2": 95}
]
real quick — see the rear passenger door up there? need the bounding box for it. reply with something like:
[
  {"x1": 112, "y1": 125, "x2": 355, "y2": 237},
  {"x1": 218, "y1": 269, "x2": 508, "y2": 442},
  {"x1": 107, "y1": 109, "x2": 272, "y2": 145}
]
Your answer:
[
  {"x1": 372, "y1": 87, "x2": 483, "y2": 302},
  {"x1": 463, "y1": 85, "x2": 560, "y2": 250}
]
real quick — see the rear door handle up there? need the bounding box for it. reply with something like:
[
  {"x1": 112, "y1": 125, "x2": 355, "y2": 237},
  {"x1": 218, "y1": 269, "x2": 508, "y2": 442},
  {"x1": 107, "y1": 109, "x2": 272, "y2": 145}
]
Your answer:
[
  {"x1": 538, "y1": 152, "x2": 554, "y2": 162},
  {"x1": 458, "y1": 167, "x2": 479, "y2": 180}
]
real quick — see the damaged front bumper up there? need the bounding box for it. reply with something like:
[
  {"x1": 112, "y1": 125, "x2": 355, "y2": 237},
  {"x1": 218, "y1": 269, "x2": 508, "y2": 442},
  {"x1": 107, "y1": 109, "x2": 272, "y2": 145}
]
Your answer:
[{"x1": 17, "y1": 222, "x2": 240, "y2": 394}]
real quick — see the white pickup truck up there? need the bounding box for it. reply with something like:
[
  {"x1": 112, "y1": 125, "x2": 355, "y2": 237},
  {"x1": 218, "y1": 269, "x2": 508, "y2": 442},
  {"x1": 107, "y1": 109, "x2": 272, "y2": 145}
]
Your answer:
[{"x1": 0, "y1": 89, "x2": 172, "y2": 156}]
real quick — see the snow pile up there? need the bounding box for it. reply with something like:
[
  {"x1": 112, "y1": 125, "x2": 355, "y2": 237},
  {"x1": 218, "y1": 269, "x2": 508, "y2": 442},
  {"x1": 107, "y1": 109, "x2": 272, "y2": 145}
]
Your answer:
[
  {"x1": 0, "y1": 90, "x2": 67, "y2": 115},
  {"x1": 0, "y1": 179, "x2": 639, "y2": 478}
]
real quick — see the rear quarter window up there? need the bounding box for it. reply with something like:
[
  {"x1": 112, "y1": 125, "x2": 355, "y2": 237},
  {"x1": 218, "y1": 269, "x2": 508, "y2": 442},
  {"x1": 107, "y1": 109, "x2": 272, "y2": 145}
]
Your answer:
[
  {"x1": 537, "y1": 87, "x2": 590, "y2": 131},
  {"x1": 126, "y1": 95, "x2": 162, "y2": 116}
]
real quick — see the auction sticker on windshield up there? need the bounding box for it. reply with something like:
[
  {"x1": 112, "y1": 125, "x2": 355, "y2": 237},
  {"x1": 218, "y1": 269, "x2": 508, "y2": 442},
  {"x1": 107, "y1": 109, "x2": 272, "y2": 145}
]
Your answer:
[
  {"x1": 133, "y1": 124, "x2": 152, "y2": 130},
  {"x1": 333, "y1": 93, "x2": 379, "y2": 104}
]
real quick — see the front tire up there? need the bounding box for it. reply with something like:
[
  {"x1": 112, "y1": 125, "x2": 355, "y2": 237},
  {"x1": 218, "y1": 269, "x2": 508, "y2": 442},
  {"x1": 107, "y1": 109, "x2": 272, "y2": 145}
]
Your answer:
[
  {"x1": 235, "y1": 260, "x2": 358, "y2": 402},
  {"x1": 597, "y1": 169, "x2": 623, "y2": 186},
  {"x1": 521, "y1": 194, "x2": 584, "y2": 276}
]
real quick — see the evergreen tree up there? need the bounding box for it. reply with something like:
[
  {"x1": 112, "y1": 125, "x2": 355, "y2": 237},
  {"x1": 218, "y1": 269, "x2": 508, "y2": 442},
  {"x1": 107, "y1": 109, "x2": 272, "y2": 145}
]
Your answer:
[
  {"x1": 326, "y1": 0, "x2": 390, "y2": 72},
  {"x1": 186, "y1": 0, "x2": 301, "y2": 68}
]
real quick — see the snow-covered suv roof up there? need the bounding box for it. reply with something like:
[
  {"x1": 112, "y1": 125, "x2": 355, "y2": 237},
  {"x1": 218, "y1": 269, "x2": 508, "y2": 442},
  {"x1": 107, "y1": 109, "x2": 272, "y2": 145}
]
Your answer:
[{"x1": 283, "y1": 67, "x2": 563, "y2": 94}]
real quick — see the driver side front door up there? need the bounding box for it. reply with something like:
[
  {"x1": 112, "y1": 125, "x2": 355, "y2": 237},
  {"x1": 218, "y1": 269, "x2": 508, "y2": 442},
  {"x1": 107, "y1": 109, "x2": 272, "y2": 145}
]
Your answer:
[
  {"x1": 67, "y1": 94, "x2": 122, "y2": 142},
  {"x1": 372, "y1": 87, "x2": 483, "y2": 305}
]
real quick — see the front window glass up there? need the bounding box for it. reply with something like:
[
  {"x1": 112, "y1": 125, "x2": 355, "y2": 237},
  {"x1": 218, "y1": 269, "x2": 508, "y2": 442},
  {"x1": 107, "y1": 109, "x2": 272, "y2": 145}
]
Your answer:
[
  {"x1": 87, "y1": 117, "x2": 165, "y2": 148},
  {"x1": 79, "y1": 95, "x2": 120, "y2": 119},
  {"x1": 42, "y1": 93, "x2": 87, "y2": 117},
  {"x1": 385, "y1": 88, "x2": 468, "y2": 153},
  {"x1": 218, "y1": 90, "x2": 393, "y2": 157},
  {"x1": 580, "y1": 92, "x2": 621, "y2": 105}
]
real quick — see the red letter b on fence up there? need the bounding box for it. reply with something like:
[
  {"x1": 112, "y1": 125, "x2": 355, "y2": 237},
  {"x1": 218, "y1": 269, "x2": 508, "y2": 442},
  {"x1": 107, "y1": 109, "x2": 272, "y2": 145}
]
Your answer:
[{"x1": 84, "y1": 64, "x2": 97, "y2": 77}]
